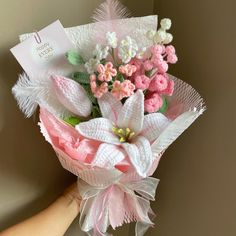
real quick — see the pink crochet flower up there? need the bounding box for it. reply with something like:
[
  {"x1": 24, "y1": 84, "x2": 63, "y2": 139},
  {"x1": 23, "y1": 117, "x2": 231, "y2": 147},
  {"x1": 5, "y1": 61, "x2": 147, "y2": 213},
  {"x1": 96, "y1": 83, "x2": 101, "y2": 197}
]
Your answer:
[
  {"x1": 151, "y1": 53, "x2": 163, "y2": 67},
  {"x1": 119, "y1": 64, "x2": 137, "y2": 77},
  {"x1": 165, "y1": 45, "x2": 176, "y2": 55},
  {"x1": 167, "y1": 54, "x2": 178, "y2": 64},
  {"x1": 149, "y1": 74, "x2": 168, "y2": 92},
  {"x1": 144, "y1": 93, "x2": 163, "y2": 113},
  {"x1": 162, "y1": 79, "x2": 175, "y2": 96},
  {"x1": 150, "y1": 45, "x2": 165, "y2": 55},
  {"x1": 129, "y1": 58, "x2": 146, "y2": 82},
  {"x1": 157, "y1": 60, "x2": 169, "y2": 73},
  {"x1": 134, "y1": 75, "x2": 150, "y2": 90},
  {"x1": 97, "y1": 62, "x2": 117, "y2": 82},
  {"x1": 129, "y1": 58, "x2": 143, "y2": 71},
  {"x1": 90, "y1": 74, "x2": 108, "y2": 98},
  {"x1": 111, "y1": 80, "x2": 135, "y2": 100},
  {"x1": 143, "y1": 60, "x2": 153, "y2": 71}
]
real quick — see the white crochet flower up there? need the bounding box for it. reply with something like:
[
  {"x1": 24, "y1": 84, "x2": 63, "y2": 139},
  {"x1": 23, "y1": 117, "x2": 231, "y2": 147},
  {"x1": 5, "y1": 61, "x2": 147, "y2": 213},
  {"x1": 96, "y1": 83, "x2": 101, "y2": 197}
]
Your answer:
[
  {"x1": 163, "y1": 33, "x2": 173, "y2": 44},
  {"x1": 160, "y1": 18, "x2": 172, "y2": 30},
  {"x1": 106, "y1": 32, "x2": 118, "y2": 48},
  {"x1": 93, "y1": 44, "x2": 109, "y2": 60},
  {"x1": 84, "y1": 58, "x2": 100, "y2": 74},
  {"x1": 118, "y1": 36, "x2": 139, "y2": 64},
  {"x1": 76, "y1": 90, "x2": 170, "y2": 177},
  {"x1": 153, "y1": 29, "x2": 167, "y2": 44},
  {"x1": 136, "y1": 47, "x2": 150, "y2": 60}
]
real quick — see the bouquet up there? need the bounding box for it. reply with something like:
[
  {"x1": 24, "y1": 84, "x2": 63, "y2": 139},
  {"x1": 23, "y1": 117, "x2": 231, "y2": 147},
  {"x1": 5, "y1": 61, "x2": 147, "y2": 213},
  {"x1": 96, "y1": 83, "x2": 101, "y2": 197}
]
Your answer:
[{"x1": 11, "y1": 0, "x2": 205, "y2": 235}]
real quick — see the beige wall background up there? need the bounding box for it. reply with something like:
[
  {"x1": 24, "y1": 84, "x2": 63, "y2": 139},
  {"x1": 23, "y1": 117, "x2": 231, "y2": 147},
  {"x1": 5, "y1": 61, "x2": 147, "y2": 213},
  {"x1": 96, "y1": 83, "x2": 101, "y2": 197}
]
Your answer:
[{"x1": 0, "y1": 0, "x2": 235, "y2": 235}]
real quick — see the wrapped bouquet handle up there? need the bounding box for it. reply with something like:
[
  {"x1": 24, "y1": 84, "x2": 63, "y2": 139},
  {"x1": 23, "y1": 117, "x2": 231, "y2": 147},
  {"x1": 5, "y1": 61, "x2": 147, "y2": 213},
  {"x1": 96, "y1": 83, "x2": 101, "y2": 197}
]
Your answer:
[{"x1": 78, "y1": 169, "x2": 159, "y2": 236}]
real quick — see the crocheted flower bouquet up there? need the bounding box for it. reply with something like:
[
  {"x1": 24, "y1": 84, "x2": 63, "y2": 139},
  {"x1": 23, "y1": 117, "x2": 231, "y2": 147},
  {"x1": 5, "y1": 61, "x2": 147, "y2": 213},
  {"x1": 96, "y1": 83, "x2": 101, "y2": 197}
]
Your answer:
[{"x1": 11, "y1": 0, "x2": 205, "y2": 235}]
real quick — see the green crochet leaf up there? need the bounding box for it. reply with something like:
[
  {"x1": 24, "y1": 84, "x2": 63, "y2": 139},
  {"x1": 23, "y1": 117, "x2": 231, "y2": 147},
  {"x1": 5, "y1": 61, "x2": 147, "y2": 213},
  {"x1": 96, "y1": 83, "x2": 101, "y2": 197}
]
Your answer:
[
  {"x1": 115, "y1": 73, "x2": 125, "y2": 82},
  {"x1": 66, "y1": 50, "x2": 85, "y2": 65},
  {"x1": 64, "y1": 116, "x2": 81, "y2": 127},
  {"x1": 158, "y1": 97, "x2": 168, "y2": 113},
  {"x1": 72, "y1": 72, "x2": 90, "y2": 84}
]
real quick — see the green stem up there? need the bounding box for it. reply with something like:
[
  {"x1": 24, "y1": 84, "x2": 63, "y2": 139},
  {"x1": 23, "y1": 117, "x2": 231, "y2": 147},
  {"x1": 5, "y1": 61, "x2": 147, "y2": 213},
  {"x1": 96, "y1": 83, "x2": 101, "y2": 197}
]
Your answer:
[{"x1": 111, "y1": 48, "x2": 119, "y2": 67}]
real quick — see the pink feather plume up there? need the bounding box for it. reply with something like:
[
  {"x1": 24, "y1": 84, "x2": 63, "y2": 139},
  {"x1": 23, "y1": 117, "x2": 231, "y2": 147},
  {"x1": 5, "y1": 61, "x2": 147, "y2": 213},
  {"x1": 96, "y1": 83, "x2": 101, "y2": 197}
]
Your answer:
[{"x1": 92, "y1": 0, "x2": 132, "y2": 43}]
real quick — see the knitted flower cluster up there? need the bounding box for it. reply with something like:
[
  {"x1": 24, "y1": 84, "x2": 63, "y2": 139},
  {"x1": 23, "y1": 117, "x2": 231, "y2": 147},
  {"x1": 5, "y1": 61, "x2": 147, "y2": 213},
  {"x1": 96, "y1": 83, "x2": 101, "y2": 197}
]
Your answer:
[
  {"x1": 130, "y1": 44, "x2": 177, "y2": 113},
  {"x1": 66, "y1": 18, "x2": 177, "y2": 117}
]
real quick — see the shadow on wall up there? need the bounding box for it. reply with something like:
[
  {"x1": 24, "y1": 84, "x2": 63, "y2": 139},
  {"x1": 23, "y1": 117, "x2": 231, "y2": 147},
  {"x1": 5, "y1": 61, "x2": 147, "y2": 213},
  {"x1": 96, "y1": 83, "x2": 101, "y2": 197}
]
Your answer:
[{"x1": 0, "y1": 48, "x2": 76, "y2": 230}]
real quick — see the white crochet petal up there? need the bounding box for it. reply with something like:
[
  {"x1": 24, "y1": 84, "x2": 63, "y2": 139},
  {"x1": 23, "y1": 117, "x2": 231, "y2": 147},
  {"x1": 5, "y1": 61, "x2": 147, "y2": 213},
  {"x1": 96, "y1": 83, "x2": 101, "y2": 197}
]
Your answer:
[
  {"x1": 122, "y1": 136, "x2": 153, "y2": 177},
  {"x1": 117, "y1": 90, "x2": 144, "y2": 133},
  {"x1": 92, "y1": 143, "x2": 125, "y2": 168},
  {"x1": 76, "y1": 118, "x2": 119, "y2": 144},
  {"x1": 98, "y1": 92, "x2": 122, "y2": 123},
  {"x1": 141, "y1": 113, "x2": 170, "y2": 143},
  {"x1": 151, "y1": 110, "x2": 202, "y2": 156},
  {"x1": 52, "y1": 75, "x2": 92, "y2": 117}
]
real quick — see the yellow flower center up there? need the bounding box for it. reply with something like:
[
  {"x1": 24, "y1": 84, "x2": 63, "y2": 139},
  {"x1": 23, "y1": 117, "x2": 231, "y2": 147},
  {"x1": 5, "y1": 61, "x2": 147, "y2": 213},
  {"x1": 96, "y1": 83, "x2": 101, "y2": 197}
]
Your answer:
[{"x1": 112, "y1": 127, "x2": 135, "y2": 143}]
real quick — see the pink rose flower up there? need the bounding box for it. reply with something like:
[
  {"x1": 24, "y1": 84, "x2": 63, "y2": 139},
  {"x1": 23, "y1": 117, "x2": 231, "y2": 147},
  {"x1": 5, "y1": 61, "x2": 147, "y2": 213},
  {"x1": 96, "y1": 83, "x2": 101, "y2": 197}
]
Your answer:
[
  {"x1": 149, "y1": 74, "x2": 168, "y2": 92},
  {"x1": 111, "y1": 80, "x2": 135, "y2": 100},
  {"x1": 134, "y1": 75, "x2": 150, "y2": 90},
  {"x1": 97, "y1": 62, "x2": 117, "y2": 82},
  {"x1": 119, "y1": 64, "x2": 137, "y2": 77},
  {"x1": 162, "y1": 79, "x2": 175, "y2": 96},
  {"x1": 144, "y1": 93, "x2": 163, "y2": 113}
]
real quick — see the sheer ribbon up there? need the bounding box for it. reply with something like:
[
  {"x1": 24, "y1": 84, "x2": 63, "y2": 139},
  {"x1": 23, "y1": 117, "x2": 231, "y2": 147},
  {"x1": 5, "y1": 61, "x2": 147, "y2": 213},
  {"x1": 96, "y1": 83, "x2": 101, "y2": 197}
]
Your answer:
[{"x1": 77, "y1": 169, "x2": 159, "y2": 236}]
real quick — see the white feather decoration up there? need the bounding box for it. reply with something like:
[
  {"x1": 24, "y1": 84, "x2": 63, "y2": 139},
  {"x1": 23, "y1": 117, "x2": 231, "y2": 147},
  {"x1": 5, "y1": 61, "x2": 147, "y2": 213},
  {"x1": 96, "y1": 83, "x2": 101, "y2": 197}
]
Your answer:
[
  {"x1": 12, "y1": 72, "x2": 73, "y2": 118},
  {"x1": 92, "y1": 0, "x2": 131, "y2": 22}
]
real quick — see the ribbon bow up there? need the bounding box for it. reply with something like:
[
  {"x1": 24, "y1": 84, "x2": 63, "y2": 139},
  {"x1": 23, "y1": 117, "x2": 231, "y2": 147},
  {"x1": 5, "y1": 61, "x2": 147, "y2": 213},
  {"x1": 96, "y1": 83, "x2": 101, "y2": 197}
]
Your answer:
[{"x1": 78, "y1": 169, "x2": 159, "y2": 236}]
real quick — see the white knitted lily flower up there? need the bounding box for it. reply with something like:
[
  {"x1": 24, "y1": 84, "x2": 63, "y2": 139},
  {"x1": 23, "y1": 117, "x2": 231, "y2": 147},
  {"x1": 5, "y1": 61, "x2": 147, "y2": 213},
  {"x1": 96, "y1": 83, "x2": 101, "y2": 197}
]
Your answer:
[{"x1": 76, "y1": 90, "x2": 169, "y2": 177}]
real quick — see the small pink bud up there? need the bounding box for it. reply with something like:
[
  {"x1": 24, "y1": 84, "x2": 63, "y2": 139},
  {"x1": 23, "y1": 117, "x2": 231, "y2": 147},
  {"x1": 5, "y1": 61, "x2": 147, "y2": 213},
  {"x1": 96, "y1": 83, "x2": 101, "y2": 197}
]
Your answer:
[
  {"x1": 157, "y1": 60, "x2": 169, "y2": 73},
  {"x1": 151, "y1": 45, "x2": 165, "y2": 55},
  {"x1": 167, "y1": 54, "x2": 178, "y2": 64},
  {"x1": 165, "y1": 45, "x2": 176, "y2": 55}
]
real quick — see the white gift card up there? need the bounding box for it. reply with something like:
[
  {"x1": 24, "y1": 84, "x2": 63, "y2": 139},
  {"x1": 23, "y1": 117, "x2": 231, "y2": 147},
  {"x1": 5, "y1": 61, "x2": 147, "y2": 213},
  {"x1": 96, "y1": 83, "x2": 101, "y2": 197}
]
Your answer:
[{"x1": 11, "y1": 20, "x2": 74, "y2": 74}]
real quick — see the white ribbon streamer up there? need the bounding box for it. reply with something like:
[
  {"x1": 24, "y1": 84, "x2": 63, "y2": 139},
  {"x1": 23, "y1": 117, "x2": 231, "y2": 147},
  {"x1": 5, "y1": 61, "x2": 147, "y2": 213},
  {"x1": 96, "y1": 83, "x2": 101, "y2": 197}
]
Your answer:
[{"x1": 77, "y1": 169, "x2": 159, "y2": 236}]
